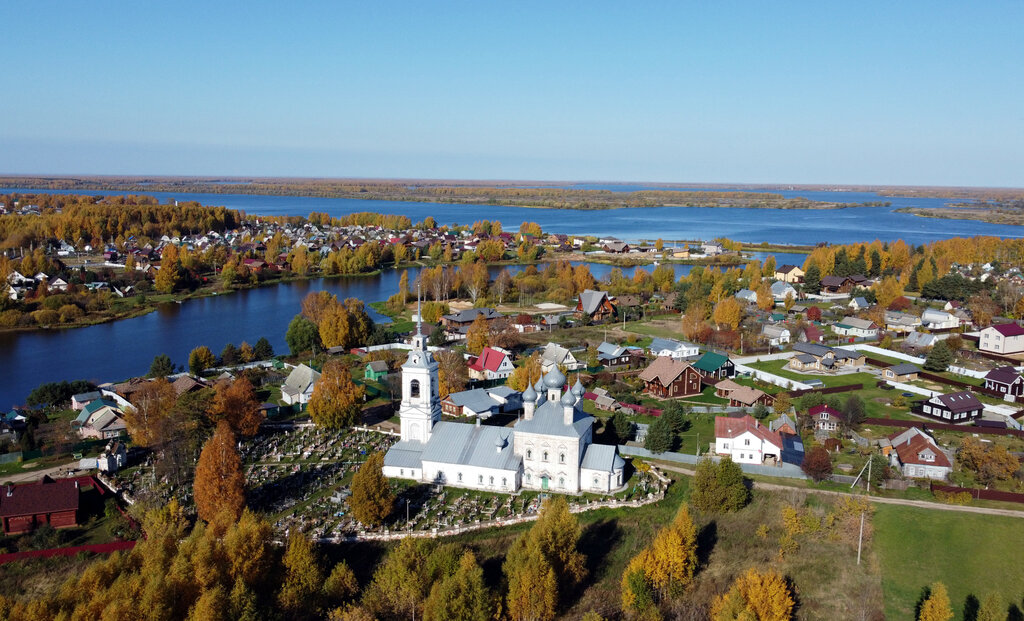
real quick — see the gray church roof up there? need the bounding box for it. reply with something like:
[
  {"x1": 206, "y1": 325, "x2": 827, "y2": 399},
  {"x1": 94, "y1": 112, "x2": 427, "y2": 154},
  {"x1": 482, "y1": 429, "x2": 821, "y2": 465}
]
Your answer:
[
  {"x1": 420, "y1": 422, "x2": 521, "y2": 471},
  {"x1": 515, "y1": 399, "x2": 593, "y2": 438},
  {"x1": 580, "y1": 444, "x2": 625, "y2": 472},
  {"x1": 383, "y1": 441, "x2": 425, "y2": 469}
]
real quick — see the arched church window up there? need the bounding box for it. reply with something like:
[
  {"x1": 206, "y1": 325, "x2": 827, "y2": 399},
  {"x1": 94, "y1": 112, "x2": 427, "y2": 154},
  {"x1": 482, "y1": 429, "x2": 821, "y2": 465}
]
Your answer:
[
  {"x1": 478, "y1": 475, "x2": 483, "y2": 484},
  {"x1": 593, "y1": 476, "x2": 599, "y2": 487},
  {"x1": 502, "y1": 477, "x2": 507, "y2": 487},
  {"x1": 457, "y1": 472, "x2": 463, "y2": 482},
  {"x1": 489, "y1": 476, "x2": 494, "y2": 485},
  {"x1": 558, "y1": 477, "x2": 565, "y2": 487},
  {"x1": 559, "y1": 453, "x2": 565, "y2": 464},
  {"x1": 410, "y1": 379, "x2": 420, "y2": 398},
  {"x1": 543, "y1": 451, "x2": 549, "y2": 461},
  {"x1": 526, "y1": 449, "x2": 533, "y2": 459}
]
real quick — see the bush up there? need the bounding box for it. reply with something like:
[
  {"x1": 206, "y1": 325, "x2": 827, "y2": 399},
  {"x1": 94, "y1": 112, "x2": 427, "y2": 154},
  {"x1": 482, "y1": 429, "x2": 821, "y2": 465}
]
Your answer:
[
  {"x1": 801, "y1": 446, "x2": 833, "y2": 482},
  {"x1": 31, "y1": 309, "x2": 60, "y2": 325},
  {"x1": 58, "y1": 304, "x2": 85, "y2": 322},
  {"x1": 690, "y1": 457, "x2": 749, "y2": 512}
]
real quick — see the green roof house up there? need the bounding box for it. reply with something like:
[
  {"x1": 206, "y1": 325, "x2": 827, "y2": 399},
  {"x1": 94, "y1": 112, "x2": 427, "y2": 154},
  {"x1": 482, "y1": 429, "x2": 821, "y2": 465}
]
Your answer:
[
  {"x1": 692, "y1": 352, "x2": 735, "y2": 380},
  {"x1": 365, "y1": 360, "x2": 389, "y2": 382}
]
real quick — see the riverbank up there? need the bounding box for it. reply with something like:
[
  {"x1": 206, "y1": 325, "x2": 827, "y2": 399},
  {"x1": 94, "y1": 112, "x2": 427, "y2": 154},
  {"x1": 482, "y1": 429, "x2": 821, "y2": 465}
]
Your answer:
[{"x1": 896, "y1": 206, "x2": 1024, "y2": 226}]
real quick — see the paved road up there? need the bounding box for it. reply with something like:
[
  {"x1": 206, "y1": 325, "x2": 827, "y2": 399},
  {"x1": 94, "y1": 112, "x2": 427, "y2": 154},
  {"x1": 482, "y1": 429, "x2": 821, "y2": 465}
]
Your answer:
[
  {"x1": 656, "y1": 463, "x2": 1024, "y2": 519},
  {"x1": 2, "y1": 460, "x2": 82, "y2": 484}
]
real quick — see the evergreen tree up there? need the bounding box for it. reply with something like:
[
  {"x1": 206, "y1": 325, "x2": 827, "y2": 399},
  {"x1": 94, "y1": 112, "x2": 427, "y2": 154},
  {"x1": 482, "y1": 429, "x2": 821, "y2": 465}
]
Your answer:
[
  {"x1": 691, "y1": 457, "x2": 749, "y2": 512},
  {"x1": 349, "y1": 452, "x2": 394, "y2": 527},
  {"x1": 253, "y1": 337, "x2": 274, "y2": 360},
  {"x1": 610, "y1": 411, "x2": 634, "y2": 443},
  {"x1": 644, "y1": 417, "x2": 674, "y2": 454},
  {"x1": 149, "y1": 353, "x2": 174, "y2": 378},
  {"x1": 802, "y1": 264, "x2": 821, "y2": 293},
  {"x1": 924, "y1": 340, "x2": 954, "y2": 372},
  {"x1": 220, "y1": 343, "x2": 239, "y2": 366}
]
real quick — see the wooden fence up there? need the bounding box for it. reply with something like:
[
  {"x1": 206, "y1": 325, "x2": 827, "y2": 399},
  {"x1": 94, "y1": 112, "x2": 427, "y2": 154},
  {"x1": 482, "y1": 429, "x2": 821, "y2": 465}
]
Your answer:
[{"x1": 930, "y1": 482, "x2": 1024, "y2": 505}]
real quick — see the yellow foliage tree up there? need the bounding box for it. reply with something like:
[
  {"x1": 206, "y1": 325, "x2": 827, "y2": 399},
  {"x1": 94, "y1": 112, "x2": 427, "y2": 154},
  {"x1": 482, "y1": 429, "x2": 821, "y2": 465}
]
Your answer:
[
  {"x1": 308, "y1": 360, "x2": 365, "y2": 429},
  {"x1": 210, "y1": 378, "x2": 263, "y2": 437},
  {"x1": 124, "y1": 377, "x2": 177, "y2": 447},
  {"x1": 713, "y1": 297, "x2": 743, "y2": 330},
  {"x1": 756, "y1": 282, "x2": 773, "y2": 311},
  {"x1": 874, "y1": 276, "x2": 904, "y2": 311},
  {"x1": 466, "y1": 314, "x2": 489, "y2": 355},
  {"x1": 917, "y1": 582, "x2": 953, "y2": 621},
  {"x1": 621, "y1": 504, "x2": 699, "y2": 614},
  {"x1": 710, "y1": 568, "x2": 795, "y2": 621}
]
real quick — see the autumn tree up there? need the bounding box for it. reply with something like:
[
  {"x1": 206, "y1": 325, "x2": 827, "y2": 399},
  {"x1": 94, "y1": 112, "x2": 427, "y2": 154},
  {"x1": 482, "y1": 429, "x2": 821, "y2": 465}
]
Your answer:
[
  {"x1": 155, "y1": 245, "x2": 181, "y2": 293},
  {"x1": 975, "y1": 592, "x2": 1005, "y2": 621},
  {"x1": 713, "y1": 297, "x2": 743, "y2": 330},
  {"x1": 423, "y1": 551, "x2": 493, "y2": 621},
  {"x1": 211, "y1": 378, "x2": 263, "y2": 436},
  {"x1": 772, "y1": 392, "x2": 791, "y2": 415},
  {"x1": 189, "y1": 345, "x2": 217, "y2": 376},
  {"x1": 874, "y1": 276, "x2": 904, "y2": 311},
  {"x1": 801, "y1": 446, "x2": 833, "y2": 482},
  {"x1": 466, "y1": 314, "x2": 490, "y2": 355},
  {"x1": 690, "y1": 457, "x2": 749, "y2": 512},
  {"x1": 194, "y1": 420, "x2": 246, "y2": 523},
  {"x1": 756, "y1": 282, "x2": 773, "y2": 310},
  {"x1": 504, "y1": 496, "x2": 586, "y2": 620},
  {"x1": 436, "y1": 349, "x2": 469, "y2": 398},
  {"x1": 349, "y1": 452, "x2": 394, "y2": 527},
  {"x1": 308, "y1": 360, "x2": 365, "y2": 429},
  {"x1": 621, "y1": 504, "x2": 699, "y2": 615},
  {"x1": 917, "y1": 582, "x2": 953, "y2": 621},
  {"x1": 806, "y1": 305, "x2": 822, "y2": 321},
  {"x1": 278, "y1": 532, "x2": 325, "y2": 618},
  {"x1": 507, "y1": 352, "x2": 542, "y2": 391},
  {"x1": 710, "y1": 568, "x2": 795, "y2": 621},
  {"x1": 124, "y1": 377, "x2": 177, "y2": 447}
]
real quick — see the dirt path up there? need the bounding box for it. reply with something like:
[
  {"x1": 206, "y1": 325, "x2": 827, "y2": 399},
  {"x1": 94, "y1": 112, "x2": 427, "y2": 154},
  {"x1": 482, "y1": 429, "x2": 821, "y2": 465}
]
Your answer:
[
  {"x1": 3, "y1": 460, "x2": 81, "y2": 484},
  {"x1": 656, "y1": 463, "x2": 1024, "y2": 519}
]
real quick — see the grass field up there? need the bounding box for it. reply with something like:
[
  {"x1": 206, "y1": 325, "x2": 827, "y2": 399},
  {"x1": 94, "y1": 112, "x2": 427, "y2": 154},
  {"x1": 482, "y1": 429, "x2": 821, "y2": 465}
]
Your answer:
[{"x1": 874, "y1": 504, "x2": 1024, "y2": 620}]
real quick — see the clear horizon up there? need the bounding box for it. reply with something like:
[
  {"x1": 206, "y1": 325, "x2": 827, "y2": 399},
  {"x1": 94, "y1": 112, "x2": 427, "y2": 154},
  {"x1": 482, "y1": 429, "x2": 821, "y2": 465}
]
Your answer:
[{"x1": 2, "y1": 1, "x2": 1022, "y2": 186}]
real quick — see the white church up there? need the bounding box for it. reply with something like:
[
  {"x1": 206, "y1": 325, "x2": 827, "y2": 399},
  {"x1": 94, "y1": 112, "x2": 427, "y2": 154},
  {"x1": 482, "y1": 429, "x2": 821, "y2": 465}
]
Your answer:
[{"x1": 383, "y1": 313, "x2": 626, "y2": 494}]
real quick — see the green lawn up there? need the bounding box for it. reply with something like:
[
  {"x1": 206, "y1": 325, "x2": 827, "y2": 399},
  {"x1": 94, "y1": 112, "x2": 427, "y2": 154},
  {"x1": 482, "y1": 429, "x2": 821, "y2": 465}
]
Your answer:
[
  {"x1": 745, "y1": 359, "x2": 876, "y2": 388},
  {"x1": 874, "y1": 504, "x2": 1024, "y2": 620}
]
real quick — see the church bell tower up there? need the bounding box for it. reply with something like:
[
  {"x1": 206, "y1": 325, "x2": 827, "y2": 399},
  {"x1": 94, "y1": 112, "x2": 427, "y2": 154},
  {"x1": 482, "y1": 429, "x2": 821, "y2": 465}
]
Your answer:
[{"x1": 399, "y1": 288, "x2": 441, "y2": 443}]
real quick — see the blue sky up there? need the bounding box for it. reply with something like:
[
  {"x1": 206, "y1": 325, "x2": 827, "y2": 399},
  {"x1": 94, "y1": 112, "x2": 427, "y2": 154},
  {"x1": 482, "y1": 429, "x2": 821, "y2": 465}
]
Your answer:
[{"x1": 2, "y1": 2, "x2": 1022, "y2": 186}]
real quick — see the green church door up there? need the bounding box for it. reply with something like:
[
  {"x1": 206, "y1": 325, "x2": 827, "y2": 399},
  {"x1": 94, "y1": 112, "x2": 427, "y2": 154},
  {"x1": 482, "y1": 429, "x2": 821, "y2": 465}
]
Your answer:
[{"x1": 541, "y1": 476, "x2": 549, "y2": 490}]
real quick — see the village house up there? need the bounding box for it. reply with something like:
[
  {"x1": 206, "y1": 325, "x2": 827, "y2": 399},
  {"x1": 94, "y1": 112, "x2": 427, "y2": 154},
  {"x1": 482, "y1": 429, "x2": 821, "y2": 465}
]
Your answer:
[
  {"x1": 714, "y1": 415, "x2": 783, "y2": 465},
  {"x1": 441, "y1": 388, "x2": 508, "y2": 418},
  {"x1": 647, "y1": 337, "x2": 699, "y2": 360},
  {"x1": 761, "y1": 324, "x2": 791, "y2": 347},
  {"x1": 797, "y1": 324, "x2": 824, "y2": 343},
  {"x1": 723, "y1": 385, "x2": 774, "y2": 409},
  {"x1": 440, "y1": 308, "x2": 502, "y2": 337},
  {"x1": 919, "y1": 391, "x2": 984, "y2": 423},
  {"x1": 638, "y1": 357, "x2": 702, "y2": 398},
  {"x1": 820, "y1": 275, "x2": 856, "y2": 294},
  {"x1": 596, "y1": 342, "x2": 639, "y2": 368},
  {"x1": 787, "y1": 343, "x2": 866, "y2": 372},
  {"x1": 770, "y1": 281, "x2": 798, "y2": 301},
  {"x1": 903, "y1": 331, "x2": 943, "y2": 350},
  {"x1": 575, "y1": 289, "x2": 616, "y2": 323},
  {"x1": 0, "y1": 477, "x2": 81, "y2": 534},
  {"x1": 280, "y1": 364, "x2": 321, "y2": 406},
  {"x1": 692, "y1": 351, "x2": 735, "y2": 381},
  {"x1": 467, "y1": 346, "x2": 515, "y2": 381},
  {"x1": 769, "y1": 413, "x2": 798, "y2": 436},
  {"x1": 983, "y1": 367, "x2": 1024, "y2": 398},
  {"x1": 920, "y1": 309, "x2": 961, "y2": 331},
  {"x1": 883, "y1": 363, "x2": 921, "y2": 382},
  {"x1": 807, "y1": 404, "x2": 840, "y2": 432},
  {"x1": 364, "y1": 361, "x2": 389, "y2": 382},
  {"x1": 774, "y1": 265, "x2": 804, "y2": 283},
  {"x1": 734, "y1": 289, "x2": 758, "y2": 304},
  {"x1": 884, "y1": 311, "x2": 921, "y2": 334},
  {"x1": 979, "y1": 323, "x2": 1024, "y2": 355},
  {"x1": 71, "y1": 390, "x2": 103, "y2": 411},
  {"x1": 540, "y1": 342, "x2": 585, "y2": 373},
  {"x1": 602, "y1": 241, "x2": 630, "y2": 253},
  {"x1": 74, "y1": 399, "x2": 126, "y2": 439},
  {"x1": 97, "y1": 440, "x2": 128, "y2": 473},
  {"x1": 832, "y1": 317, "x2": 880, "y2": 339},
  {"x1": 882, "y1": 428, "x2": 951, "y2": 480},
  {"x1": 848, "y1": 296, "x2": 870, "y2": 311}
]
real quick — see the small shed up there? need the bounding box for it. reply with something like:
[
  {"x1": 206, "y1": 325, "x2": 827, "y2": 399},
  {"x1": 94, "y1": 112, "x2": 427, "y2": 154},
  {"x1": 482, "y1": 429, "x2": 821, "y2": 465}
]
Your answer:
[{"x1": 364, "y1": 361, "x2": 389, "y2": 382}]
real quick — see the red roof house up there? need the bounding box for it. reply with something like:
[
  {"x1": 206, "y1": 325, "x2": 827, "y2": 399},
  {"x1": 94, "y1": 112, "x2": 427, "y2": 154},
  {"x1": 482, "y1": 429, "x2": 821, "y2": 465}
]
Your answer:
[
  {"x1": 0, "y1": 477, "x2": 80, "y2": 534},
  {"x1": 466, "y1": 347, "x2": 515, "y2": 381}
]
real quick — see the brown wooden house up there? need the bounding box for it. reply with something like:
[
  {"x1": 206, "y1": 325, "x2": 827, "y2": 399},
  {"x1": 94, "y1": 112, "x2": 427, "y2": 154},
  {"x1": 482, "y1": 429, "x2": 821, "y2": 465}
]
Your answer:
[
  {"x1": 638, "y1": 357, "x2": 702, "y2": 398},
  {"x1": 576, "y1": 289, "x2": 616, "y2": 323},
  {"x1": 0, "y1": 477, "x2": 80, "y2": 534}
]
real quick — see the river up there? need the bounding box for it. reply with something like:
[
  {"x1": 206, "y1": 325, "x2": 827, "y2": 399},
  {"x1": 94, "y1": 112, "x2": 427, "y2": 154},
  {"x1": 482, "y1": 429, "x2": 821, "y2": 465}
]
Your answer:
[
  {"x1": 2, "y1": 185, "x2": 1020, "y2": 406},
  {"x1": 0, "y1": 261, "x2": 699, "y2": 406}
]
